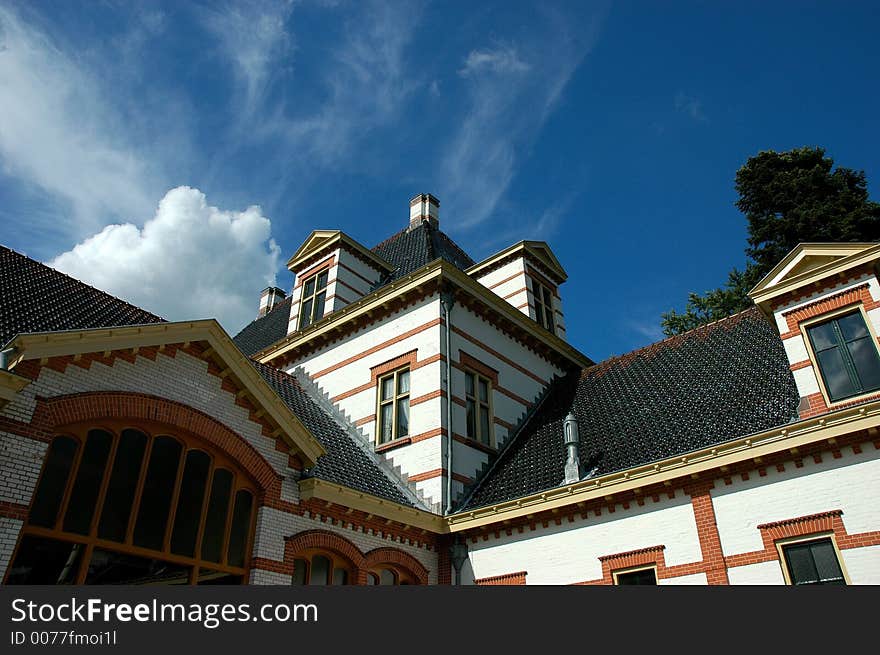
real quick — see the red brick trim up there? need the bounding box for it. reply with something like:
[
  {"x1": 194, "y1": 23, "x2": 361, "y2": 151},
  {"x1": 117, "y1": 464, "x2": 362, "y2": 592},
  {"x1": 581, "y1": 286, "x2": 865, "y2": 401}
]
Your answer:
[
  {"x1": 32, "y1": 392, "x2": 280, "y2": 493},
  {"x1": 338, "y1": 261, "x2": 378, "y2": 289},
  {"x1": 688, "y1": 484, "x2": 729, "y2": 585},
  {"x1": 800, "y1": 390, "x2": 880, "y2": 419},
  {"x1": 285, "y1": 529, "x2": 366, "y2": 571},
  {"x1": 294, "y1": 255, "x2": 336, "y2": 289},
  {"x1": 770, "y1": 264, "x2": 876, "y2": 311},
  {"x1": 363, "y1": 547, "x2": 429, "y2": 584},
  {"x1": 406, "y1": 468, "x2": 472, "y2": 484},
  {"x1": 789, "y1": 359, "x2": 813, "y2": 372},
  {"x1": 525, "y1": 265, "x2": 560, "y2": 298},
  {"x1": 0, "y1": 501, "x2": 29, "y2": 521},
  {"x1": 779, "y1": 283, "x2": 879, "y2": 338},
  {"x1": 458, "y1": 351, "x2": 499, "y2": 385},
  {"x1": 474, "y1": 571, "x2": 527, "y2": 585},
  {"x1": 332, "y1": 275, "x2": 368, "y2": 299},
  {"x1": 312, "y1": 319, "x2": 442, "y2": 379},
  {"x1": 502, "y1": 287, "x2": 529, "y2": 301},
  {"x1": 486, "y1": 271, "x2": 525, "y2": 291},
  {"x1": 450, "y1": 326, "x2": 549, "y2": 386},
  {"x1": 452, "y1": 433, "x2": 497, "y2": 455}
]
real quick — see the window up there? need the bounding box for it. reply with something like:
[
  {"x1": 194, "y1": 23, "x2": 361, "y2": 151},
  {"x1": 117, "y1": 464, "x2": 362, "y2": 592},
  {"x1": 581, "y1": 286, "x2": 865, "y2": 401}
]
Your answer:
[
  {"x1": 613, "y1": 566, "x2": 658, "y2": 585},
  {"x1": 531, "y1": 277, "x2": 555, "y2": 334},
  {"x1": 377, "y1": 367, "x2": 410, "y2": 444},
  {"x1": 780, "y1": 537, "x2": 846, "y2": 585},
  {"x1": 465, "y1": 370, "x2": 493, "y2": 446},
  {"x1": 298, "y1": 269, "x2": 329, "y2": 330},
  {"x1": 290, "y1": 553, "x2": 352, "y2": 585},
  {"x1": 6, "y1": 425, "x2": 256, "y2": 585},
  {"x1": 805, "y1": 309, "x2": 880, "y2": 402}
]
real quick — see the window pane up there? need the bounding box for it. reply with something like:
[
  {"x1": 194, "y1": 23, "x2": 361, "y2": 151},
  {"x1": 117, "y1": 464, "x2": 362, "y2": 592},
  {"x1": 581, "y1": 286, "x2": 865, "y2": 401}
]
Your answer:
[
  {"x1": 546, "y1": 307, "x2": 555, "y2": 333},
  {"x1": 542, "y1": 285, "x2": 553, "y2": 306},
  {"x1": 310, "y1": 555, "x2": 330, "y2": 585},
  {"x1": 299, "y1": 300, "x2": 313, "y2": 328},
  {"x1": 380, "y1": 403, "x2": 394, "y2": 443},
  {"x1": 29, "y1": 436, "x2": 79, "y2": 528},
  {"x1": 63, "y1": 429, "x2": 113, "y2": 535},
  {"x1": 226, "y1": 489, "x2": 254, "y2": 568},
  {"x1": 170, "y1": 450, "x2": 211, "y2": 556},
  {"x1": 785, "y1": 543, "x2": 819, "y2": 584},
  {"x1": 480, "y1": 406, "x2": 491, "y2": 444},
  {"x1": 535, "y1": 301, "x2": 545, "y2": 327},
  {"x1": 808, "y1": 322, "x2": 838, "y2": 351},
  {"x1": 381, "y1": 376, "x2": 394, "y2": 401},
  {"x1": 303, "y1": 277, "x2": 315, "y2": 297},
  {"x1": 396, "y1": 398, "x2": 409, "y2": 437},
  {"x1": 317, "y1": 271, "x2": 328, "y2": 289},
  {"x1": 6, "y1": 536, "x2": 84, "y2": 585},
  {"x1": 98, "y1": 429, "x2": 147, "y2": 542},
  {"x1": 847, "y1": 337, "x2": 880, "y2": 391},
  {"x1": 616, "y1": 568, "x2": 657, "y2": 585},
  {"x1": 466, "y1": 399, "x2": 476, "y2": 439},
  {"x1": 397, "y1": 369, "x2": 410, "y2": 395},
  {"x1": 85, "y1": 548, "x2": 189, "y2": 585},
  {"x1": 201, "y1": 469, "x2": 233, "y2": 563},
  {"x1": 133, "y1": 436, "x2": 183, "y2": 551},
  {"x1": 479, "y1": 378, "x2": 488, "y2": 403},
  {"x1": 811, "y1": 540, "x2": 845, "y2": 583},
  {"x1": 333, "y1": 568, "x2": 348, "y2": 585},
  {"x1": 366, "y1": 572, "x2": 378, "y2": 585},
  {"x1": 379, "y1": 569, "x2": 396, "y2": 585},
  {"x1": 465, "y1": 372, "x2": 474, "y2": 397},
  {"x1": 291, "y1": 558, "x2": 309, "y2": 585},
  {"x1": 314, "y1": 291, "x2": 326, "y2": 320},
  {"x1": 816, "y1": 347, "x2": 857, "y2": 400},
  {"x1": 837, "y1": 312, "x2": 869, "y2": 341}
]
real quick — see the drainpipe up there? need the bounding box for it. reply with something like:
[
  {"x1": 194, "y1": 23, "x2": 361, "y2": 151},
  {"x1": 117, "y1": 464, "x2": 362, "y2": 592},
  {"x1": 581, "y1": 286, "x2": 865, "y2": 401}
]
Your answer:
[{"x1": 440, "y1": 289, "x2": 455, "y2": 515}]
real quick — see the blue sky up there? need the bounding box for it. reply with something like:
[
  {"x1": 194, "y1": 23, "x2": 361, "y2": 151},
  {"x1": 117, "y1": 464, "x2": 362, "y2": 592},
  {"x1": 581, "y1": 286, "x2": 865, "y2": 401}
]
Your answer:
[{"x1": 0, "y1": 1, "x2": 877, "y2": 362}]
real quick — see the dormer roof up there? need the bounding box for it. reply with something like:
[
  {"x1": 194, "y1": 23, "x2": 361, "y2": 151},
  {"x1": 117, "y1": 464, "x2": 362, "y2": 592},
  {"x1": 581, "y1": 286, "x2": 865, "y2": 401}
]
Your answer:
[
  {"x1": 287, "y1": 230, "x2": 395, "y2": 275},
  {"x1": 467, "y1": 240, "x2": 568, "y2": 284}
]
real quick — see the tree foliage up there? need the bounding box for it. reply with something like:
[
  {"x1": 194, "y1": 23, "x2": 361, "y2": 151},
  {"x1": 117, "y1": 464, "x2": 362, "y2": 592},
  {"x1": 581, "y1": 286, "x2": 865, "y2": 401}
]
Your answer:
[{"x1": 661, "y1": 147, "x2": 880, "y2": 336}]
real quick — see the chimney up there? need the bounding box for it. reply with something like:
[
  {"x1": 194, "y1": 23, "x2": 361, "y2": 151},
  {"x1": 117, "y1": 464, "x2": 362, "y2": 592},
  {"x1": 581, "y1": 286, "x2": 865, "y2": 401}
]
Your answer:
[
  {"x1": 562, "y1": 412, "x2": 581, "y2": 484},
  {"x1": 409, "y1": 193, "x2": 439, "y2": 230},
  {"x1": 258, "y1": 286, "x2": 286, "y2": 317}
]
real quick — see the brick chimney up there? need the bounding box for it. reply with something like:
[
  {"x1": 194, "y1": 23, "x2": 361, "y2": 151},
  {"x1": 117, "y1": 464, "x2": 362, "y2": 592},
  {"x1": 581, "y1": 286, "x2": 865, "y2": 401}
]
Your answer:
[
  {"x1": 258, "y1": 286, "x2": 286, "y2": 317},
  {"x1": 409, "y1": 193, "x2": 439, "y2": 230}
]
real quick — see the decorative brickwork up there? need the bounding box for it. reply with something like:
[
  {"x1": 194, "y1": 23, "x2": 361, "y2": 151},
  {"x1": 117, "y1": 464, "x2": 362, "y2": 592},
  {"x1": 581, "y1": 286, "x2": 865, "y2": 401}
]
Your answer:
[{"x1": 474, "y1": 571, "x2": 527, "y2": 585}]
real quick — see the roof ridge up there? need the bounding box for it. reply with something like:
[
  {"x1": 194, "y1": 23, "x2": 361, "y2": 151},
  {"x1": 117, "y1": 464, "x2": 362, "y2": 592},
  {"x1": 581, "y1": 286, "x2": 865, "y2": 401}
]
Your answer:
[
  {"x1": 584, "y1": 306, "x2": 762, "y2": 379},
  {"x1": 1, "y1": 244, "x2": 166, "y2": 322}
]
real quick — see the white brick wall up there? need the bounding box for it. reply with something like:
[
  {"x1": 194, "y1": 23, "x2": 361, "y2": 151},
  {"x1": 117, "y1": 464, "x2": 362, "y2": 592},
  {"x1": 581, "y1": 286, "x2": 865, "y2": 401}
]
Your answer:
[
  {"x1": 0, "y1": 518, "x2": 24, "y2": 580},
  {"x1": 0, "y1": 431, "x2": 47, "y2": 505},
  {"x1": 842, "y1": 544, "x2": 880, "y2": 584}
]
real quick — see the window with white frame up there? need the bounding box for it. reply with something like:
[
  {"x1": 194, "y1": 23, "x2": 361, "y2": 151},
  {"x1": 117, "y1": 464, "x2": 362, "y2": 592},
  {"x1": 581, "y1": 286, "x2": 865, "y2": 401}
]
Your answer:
[
  {"x1": 779, "y1": 537, "x2": 846, "y2": 585},
  {"x1": 530, "y1": 277, "x2": 555, "y2": 335},
  {"x1": 612, "y1": 566, "x2": 658, "y2": 585},
  {"x1": 377, "y1": 368, "x2": 410, "y2": 444},
  {"x1": 298, "y1": 270, "x2": 329, "y2": 330}
]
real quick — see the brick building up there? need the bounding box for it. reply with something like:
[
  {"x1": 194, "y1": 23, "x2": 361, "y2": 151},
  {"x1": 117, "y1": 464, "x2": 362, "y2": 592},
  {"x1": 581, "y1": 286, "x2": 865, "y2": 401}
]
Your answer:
[{"x1": 1, "y1": 194, "x2": 878, "y2": 585}]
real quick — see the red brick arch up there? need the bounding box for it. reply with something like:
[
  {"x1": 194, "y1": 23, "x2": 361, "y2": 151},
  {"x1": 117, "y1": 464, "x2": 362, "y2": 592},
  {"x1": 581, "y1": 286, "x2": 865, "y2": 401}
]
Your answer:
[
  {"x1": 285, "y1": 529, "x2": 367, "y2": 570},
  {"x1": 32, "y1": 391, "x2": 281, "y2": 494},
  {"x1": 364, "y1": 547, "x2": 429, "y2": 584}
]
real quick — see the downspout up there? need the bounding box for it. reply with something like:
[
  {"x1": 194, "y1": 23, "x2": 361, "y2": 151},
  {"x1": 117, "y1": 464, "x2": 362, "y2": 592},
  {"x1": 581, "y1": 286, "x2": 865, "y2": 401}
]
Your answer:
[{"x1": 440, "y1": 289, "x2": 455, "y2": 515}]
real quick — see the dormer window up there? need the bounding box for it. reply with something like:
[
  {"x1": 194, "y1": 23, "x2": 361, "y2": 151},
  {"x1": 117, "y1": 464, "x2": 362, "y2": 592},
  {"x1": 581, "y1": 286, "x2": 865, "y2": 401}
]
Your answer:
[
  {"x1": 805, "y1": 309, "x2": 880, "y2": 403},
  {"x1": 298, "y1": 270, "x2": 329, "y2": 330},
  {"x1": 531, "y1": 278, "x2": 555, "y2": 335}
]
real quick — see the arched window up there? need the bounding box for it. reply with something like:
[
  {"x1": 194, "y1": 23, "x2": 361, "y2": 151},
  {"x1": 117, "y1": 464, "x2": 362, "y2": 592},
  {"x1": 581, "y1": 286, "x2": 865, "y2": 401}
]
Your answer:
[
  {"x1": 290, "y1": 551, "x2": 353, "y2": 585},
  {"x1": 5, "y1": 422, "x2": 257, "y2": 585},
  {"x1": 366, "y1": 566, "x2": 416, "y2": 585}
]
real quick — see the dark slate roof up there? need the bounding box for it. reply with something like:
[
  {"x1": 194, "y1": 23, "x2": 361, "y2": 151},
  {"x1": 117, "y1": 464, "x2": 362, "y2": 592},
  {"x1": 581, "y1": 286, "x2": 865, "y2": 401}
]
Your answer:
[
  {"x1": 0, "y1": 244, "x2": 165, "y2": 345},
  {"x1": 250, "y1": 360, "x2": 415, "y2": 507},
  {"x1": 371, "y1": 220, "x2": 475, "y2": 283},
  {"x1": 459, "y1": 307, "x2": 801, "y2": 510},
  {"x1": 232, "y1": 296, "x2": 292, "y2": 356}
]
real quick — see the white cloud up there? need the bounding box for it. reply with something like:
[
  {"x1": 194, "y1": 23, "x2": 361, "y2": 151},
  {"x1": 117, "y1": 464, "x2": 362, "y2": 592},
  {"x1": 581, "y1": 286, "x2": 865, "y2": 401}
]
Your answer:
[
  {"x1": 0, "y1": 5, "x2": 161, "y2": 237},
  {"x1": 49, "y1": 186, "x2": 282, "y2": 334},
  {"x1": 441, "y1": 11, "x2": 604, "y2": 229},
  {"x1": 674, "y1": 92, "x2": 708, "y2": 123},
  {"x1": 459, "y1": 45, "x2": 530, "y2": 77}
]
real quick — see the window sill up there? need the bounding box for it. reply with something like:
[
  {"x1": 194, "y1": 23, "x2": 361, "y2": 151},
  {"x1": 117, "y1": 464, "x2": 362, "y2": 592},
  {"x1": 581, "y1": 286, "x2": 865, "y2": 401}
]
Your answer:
[
  {"x1": 375, "y1": 437, "x2": 412, "y2": 453},
  {"x1": 452, "y1": 433, "x2": 497, "y2": 455}
]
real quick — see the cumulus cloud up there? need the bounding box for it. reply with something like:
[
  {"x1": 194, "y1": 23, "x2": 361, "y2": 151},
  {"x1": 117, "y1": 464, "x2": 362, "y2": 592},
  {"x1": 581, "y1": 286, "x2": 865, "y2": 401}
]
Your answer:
[
  {"x1": 0, "y1": 5, "x2": 162, "y2": 237},
  {"x1": 50, "y1": 187, "x2": 282, "y2": 334}
]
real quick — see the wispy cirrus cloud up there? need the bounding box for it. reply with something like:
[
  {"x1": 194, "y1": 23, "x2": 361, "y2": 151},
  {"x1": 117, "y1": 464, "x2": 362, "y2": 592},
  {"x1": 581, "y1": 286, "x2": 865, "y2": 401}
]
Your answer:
[
  {"x1": 440, "y1": 9, "x2": 604, "y2": 230},
  {"x1": 674, "y1": 91, "x2": 708, "y2": 123},
  {"x1": 0, "y1": 5, "x2": 163, "y2": 239}
]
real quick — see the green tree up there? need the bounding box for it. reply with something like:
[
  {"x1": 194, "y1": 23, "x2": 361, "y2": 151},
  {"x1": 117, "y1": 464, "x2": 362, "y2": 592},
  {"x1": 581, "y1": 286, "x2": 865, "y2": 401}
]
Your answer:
[{"x1": 661, "y1": 147, "x2": 880, "y2": 336}]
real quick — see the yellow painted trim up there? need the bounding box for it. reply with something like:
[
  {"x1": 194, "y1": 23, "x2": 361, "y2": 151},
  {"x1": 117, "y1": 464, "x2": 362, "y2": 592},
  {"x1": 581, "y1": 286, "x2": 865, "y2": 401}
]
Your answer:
[
  {"x1": 298, "y1": 477, "x2": 447, "y2": 534},
  {"x1": 467, "y1": 241, "x2": 568, "y2": 283},
  {"x1": 5, "y1": 320, "x2": 326, "y2": 466},
  {"x1": 0, "y1": 369, "x2": 31, "y2": 407},
  {"x1": 446, "y1": 399, "x2": 880, "y2": 531},
  {"x1": 749, "y1": 243, "x2": 880, "y2": 311},
  {"x1": 612, "y1": 564, "x2": 658, "y2": 585},
  {"x1": 257, "y1": 260, "x2": 592, "y2": 369},
  {"x1": 774, "y1": 531, "x2": 852, "y2": 585},
  {"x1": 287, "y1": 230, "x2": 394, "y2": 274}
]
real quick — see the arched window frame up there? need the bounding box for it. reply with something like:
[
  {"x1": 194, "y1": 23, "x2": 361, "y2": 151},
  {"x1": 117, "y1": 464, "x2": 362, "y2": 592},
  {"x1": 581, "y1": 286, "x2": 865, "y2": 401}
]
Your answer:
[{"x1": 6, "y1": 419, "x2": 259, "y2": 585}]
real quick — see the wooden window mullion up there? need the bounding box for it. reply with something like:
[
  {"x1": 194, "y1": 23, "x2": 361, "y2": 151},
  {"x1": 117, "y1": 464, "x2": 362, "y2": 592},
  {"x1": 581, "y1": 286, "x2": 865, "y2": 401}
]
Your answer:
[
  {"x1": 55, "y1": 431, "x2": 87, "y2": 532},
  {"x1": 88, "y1": 429, "x2": 121, "y2": 538},
  {"x1": 219, "y1": 480, "x2": 238, "y2": 567},
  {"x1": 161, "y1": 443, "x2": 188, "y2": 554},
  {"x1": 125, "y1": 434, "x2": 154, "y2": 545}
]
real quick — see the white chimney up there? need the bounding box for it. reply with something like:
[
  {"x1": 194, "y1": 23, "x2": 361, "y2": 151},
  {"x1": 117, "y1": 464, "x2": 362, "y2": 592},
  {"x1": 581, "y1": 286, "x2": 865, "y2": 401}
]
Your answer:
[
  {"x1": 409, "y1": 193, "x2": 439, "y2": 230},
  {"x1": 258, "y1": 286, "x2": 286, "y2": 317}
]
